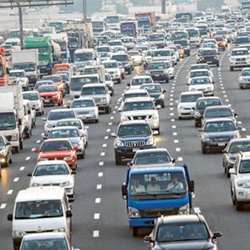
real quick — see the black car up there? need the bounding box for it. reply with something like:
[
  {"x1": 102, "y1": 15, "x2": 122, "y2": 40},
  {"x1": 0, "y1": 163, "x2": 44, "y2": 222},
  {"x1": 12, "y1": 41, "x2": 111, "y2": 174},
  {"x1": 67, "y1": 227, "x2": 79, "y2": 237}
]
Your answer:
[
  {"x1": 197, "y1": 48, "x2": 219, "y2": 66},
  {"x1": 146, "y1": 61, "x2": 170, "y2": 83},
  {"x1": 194, "y1": 97, "x2": 223, "y2": 127},
  {"x1": 144, "y1": 214, "x2": 222, "y2": 250},
  {"x1": 112, "y1": 121, "x2": 155, "y2": 165},
  {"x1": 111, "y1": 52, "x2": 133, "y2": 74}
]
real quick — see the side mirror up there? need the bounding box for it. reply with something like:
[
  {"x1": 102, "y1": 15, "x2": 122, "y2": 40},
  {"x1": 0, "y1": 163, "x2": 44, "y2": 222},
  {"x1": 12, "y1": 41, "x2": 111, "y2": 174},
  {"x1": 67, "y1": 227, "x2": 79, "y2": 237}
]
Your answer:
[
  {"x1": 27, "y1": 173, "x2": 32, "y2": 177},
  {"x1": 189, "y1": 180, "x2": 195, "y2": 192},
  {"x1": 121, "y1": 183, "x2": 127, "y2": 198},
  {"x1": 213, "y1": 232, "x2": 223, "y2": 239},
  {"x1": 7, "y1": 214, "x2": 13, "y2": 221},
  {"x1": 229, "y1": 168, "x2": 236, "y2": 175},
  {"x1": 144, "y1": 235, "x2": 154, "y2": 243},
  {"x1": 66, "y1": 210, "x2": 72, "y2": 217}
]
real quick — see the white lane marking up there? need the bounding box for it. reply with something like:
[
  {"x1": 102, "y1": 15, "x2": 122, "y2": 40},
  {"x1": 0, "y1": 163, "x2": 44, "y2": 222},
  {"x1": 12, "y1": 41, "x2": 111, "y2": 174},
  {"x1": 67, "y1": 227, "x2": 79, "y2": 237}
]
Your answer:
[
  {"x1": 113, "y1": 110, "x2": 116, "y2": 114},
  {"x1": 170, "y1": 113, "x2": 174, "y2": 116},
  {"x1": 224, "y1": 94, "x2": 228, "y2": 98},
  {"x1": 222, "y1": 90, "x2": 226, "y2": 94},
  {"x1": 173, "y1": 132, "x2": 178, "y2": 136},
  {"x1": 100, "y1": 152, "x2": 106, "y2": 157},
  {"x1": 99, "y1": 161, "x2": 104, "y2": 167},
  {"x1": 13, "y1": 177, "x2": 19, "y2": 183},
  {"x1": 104, "y1": 136, "x2": 109, "y2": 140},
  {"x1": 98, "y1": 172, "x2": 103, "y2": 177},
  {"x1": 36, "y1": 139, "x2": 41, "y2": 144},
  {"x1": 177, "y1": 156, "x2": 183, "y2": 162},
  {"x1": 174, "y1": 139, "x2": 179, "y2": 143},
  {"x1": 171, "y1": 83, "x2": 175, "y2": 86},
  {"x1": 110, "y1": 116, "x2": 114, "y2": 120},
  {"x1": 25, "y1": 156, "x2": 31, "y2": 161},
  {"x1": 0, "y1": 203, "x2": 7, "y2": 209},
  {"x1": 176, "y1": 147, "x2": 181, "y2": 152},
  {"x1": 102, "y1": 144, "x2": 107, "y2": 148},
  {"x1": 170, "y1": 90, "x2": 174, "y2": 93},
  {"x1": 85, "y1": 126, "x2": 89, "y2": 129},
  {"x1": 169, "y1": 98, "x2": 174, "y2": 102},
  {"x1": 170, "y1": 118, "x2": 175, "y2": 122},
  {"x1": 242, "y1": 127, "x2": 247, "y2": 132},
  {"x1": 106, "y1": 128, "x2": 111, "y2": 133},
  {"x1": 169, "y1": 102, "x2": 173, "y2": 106},
  {"x1": 94, "y1": 213, "x2": 100, "y2": 220},
  {"x1": 115, "y1": 106, "x2": 118, "y2": 109},
  {"x1": 170, "y1": 107, "x2": 174, "y2": 111},
  {"x1": 172, "y1": 125, "x2": 176, "y2": 129},
  {"x1": 19, "y1": 166, "x2": 25, "y2": 171},
  {"x1": 238, "y1": 121, "x2": 242, "y2": 125},
  {"x1": 96, "y1": 184, "x2": 102, "y2": 190},
  {"x1": 95, "y1": 197, "x2": 101, "y2": 204},
  {"x1": 225, "y1": 99, "x2": 230, "y2": 103},
  {"x1": 170, "y1": 94, "x2": 174, "y2": 97},
  {"x1": 108, "y1": 122, "x2": 112, "y2": 126},
  {"x1": 93, "y1": 230, "x2": 100, "y2": 238},
  {"x1": 7, "y1": 189, "x2": 13, "y2": 195}
]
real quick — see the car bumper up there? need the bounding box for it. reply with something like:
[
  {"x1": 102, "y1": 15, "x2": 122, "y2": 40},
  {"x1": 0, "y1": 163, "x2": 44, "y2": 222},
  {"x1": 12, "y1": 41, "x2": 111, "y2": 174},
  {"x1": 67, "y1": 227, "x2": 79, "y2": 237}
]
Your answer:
[
  {"x1": 202, "y1": 141, "x2": 229, "y2": 150},
  {"x1": 239, "y1": 81, "x2": 250, "y2": 88},
  {"x1": 236, "y1": 188, "x2": 250, "y2": 201},
  {"x1": 151, "y1": 74, "x2": 169, "y2": 82},
  {"x1": 198, "y1": 58, "x2": 219, "y2": 65},
  {"x1": 115, "y1": 145, "x2": 155, "y2": 158},
  {"x1": 178, "y1": 110, "x2": 194, "y2": 118}
]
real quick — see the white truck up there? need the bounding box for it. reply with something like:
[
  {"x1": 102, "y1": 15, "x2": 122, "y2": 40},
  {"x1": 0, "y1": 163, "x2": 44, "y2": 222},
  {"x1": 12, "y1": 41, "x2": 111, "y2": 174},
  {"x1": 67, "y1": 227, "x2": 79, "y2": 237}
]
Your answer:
[
  {"x1": 11, "y1": 49, "x2": 39, "y2": 86},
  {"x1": 0, "y1": 84, "x2": 26, "y2": 153}
]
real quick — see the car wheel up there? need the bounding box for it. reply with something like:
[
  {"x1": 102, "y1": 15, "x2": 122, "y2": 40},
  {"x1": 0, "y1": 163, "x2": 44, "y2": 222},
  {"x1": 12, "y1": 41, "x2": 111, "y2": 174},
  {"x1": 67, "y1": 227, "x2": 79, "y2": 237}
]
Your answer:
[
  {"x1": 230, "y1": 66, "x2": 234, "y2": 71},
  {"x1": 161, "y1": 102, "x2": 165, "y2": 108},
  {"x1": 132, "y1": 228, "x2": 139, "y2": 237},
  {"x1": 235, "y1": 200, "x2": 243, "y2": 211},
  {"x1": 226, "y1": 167, "x2": 230, "y2": 178},
  {"x1": 115, "y1": 152, "x2": 122, "y2": 165},
  {"x1": 201, "y1": 145, "x2": 207, "y2": 154}
]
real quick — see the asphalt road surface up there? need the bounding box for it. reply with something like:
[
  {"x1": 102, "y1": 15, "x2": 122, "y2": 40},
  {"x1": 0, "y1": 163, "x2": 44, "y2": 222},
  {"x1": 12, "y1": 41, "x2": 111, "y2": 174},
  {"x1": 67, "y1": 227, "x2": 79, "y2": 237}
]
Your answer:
[{"x1": 1, "y1": 48, "x2": 250, "y2": 249}]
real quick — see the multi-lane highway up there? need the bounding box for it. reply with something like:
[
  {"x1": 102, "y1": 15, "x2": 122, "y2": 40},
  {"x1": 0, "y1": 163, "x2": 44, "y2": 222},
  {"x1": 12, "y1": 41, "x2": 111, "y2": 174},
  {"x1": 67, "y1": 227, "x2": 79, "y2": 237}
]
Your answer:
[{"x1": 1, "y1": 48, "x2": 250, "y2": 250}]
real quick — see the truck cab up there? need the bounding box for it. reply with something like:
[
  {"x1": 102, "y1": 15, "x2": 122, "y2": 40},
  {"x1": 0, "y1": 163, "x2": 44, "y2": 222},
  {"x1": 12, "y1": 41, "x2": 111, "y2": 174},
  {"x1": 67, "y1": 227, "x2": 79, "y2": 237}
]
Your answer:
[{"x1": 121, "y1": 165, "x2": 194, "y2": 236}]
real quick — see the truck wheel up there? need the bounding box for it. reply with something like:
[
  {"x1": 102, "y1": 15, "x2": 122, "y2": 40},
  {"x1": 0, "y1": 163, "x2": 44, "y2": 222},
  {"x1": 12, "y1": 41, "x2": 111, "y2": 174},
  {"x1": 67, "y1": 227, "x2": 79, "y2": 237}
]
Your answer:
[
  {"x1": 132, "y1": 228, "x2": 139, "y2": 237},
  {"x1": 115, "y1": 152, "x2": 122, "y2": 165}
]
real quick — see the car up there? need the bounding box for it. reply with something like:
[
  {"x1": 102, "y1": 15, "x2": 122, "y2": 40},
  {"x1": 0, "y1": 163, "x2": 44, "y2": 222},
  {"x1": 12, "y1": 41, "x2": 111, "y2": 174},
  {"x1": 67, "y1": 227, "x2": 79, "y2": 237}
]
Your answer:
[
  {"x1": 34, "y1": 79, "x2": 55, "y2": 90},
  {"x1": 194, "y1": 97, "x2": 223, "y2": 127},
  {"x1": 146, "y1": 61, "x2": 172, "y2": 83},
  {"x1": 130, "y1": 148, "x2": 175, "y2": 167},
  {"x1": 214, "y1": 35, "x2": 228, "y2": 50},
  {"x1": 230, "y1": 151, "x2": 250, "y2": 210},
  {"x1": 33, "y1": 139, "x2": 78, "y2": 171},
  {"x1": 177, "y1": 91, "x2": 203, "y2": 119},
  {"x1": 190, "y1": 63, "x2": 210, "y2": 71},
  {"x1": 42, "y1": 74, "x2": 65, "y2": 95},
  {"x1": 128, "y1": 50, "x2": 144, "y2": 66},
  {"x1": 173, "y1": 39, "x2": 190, "y2": 56},
  {"x1": 45, "y1": 126, "x2": 86, "y2": 159},
  {"x1": 223, "y1": 138, "x2": 250, "y2": 177},
  {"x1": 200, "y1": 118, "x2": 241, "y2": 154},
  {"x1": 121, "y1": 89, "x2": 150, "y2": 103},
  {"x1": 9, "y1": 69, "x2": 29, "y2": 89},
  {"x1": 238, "y1": 67, "x2": 250, "y2": 89},
  {"x1": 44, "y1": 109, "x2": 76, "y2": 134},
  {"x1": 28, "y1": 160, "x2": 75, "y2": 198},
  {"x1": 151, "y1": 48, "x2": 177, "y2": 65},
  {"x1": 103, "y1": 60, "x2": 122, "y2": 83},
  {"x1": 141, "y1": 83, "x2": 166, "y2": 108},
  {"x1": 188, "y1": 69, "x2": 214, "y2": 84},
  {"x1": 104, "y1": 73, "x2": 114, "y2": 96},
  {"x1": 144, "y1": 214, "x2": 222, "y2": 250},
  {"x1": 22, "y1": 90, "x2": 44, "y2": 116},
  {"x1": 229, "y1": 48, "x2": 250, "y2": 71},
  {"x1": 197, "y1": 48, "x2": 219, "y2": 66},
  {"x1": 37, "y1": 84, "x2": 63, "y2": 107},
  {"x1": 80, "y1": 84, "x2": 111, "y2": 114},
  {"x1": 113, "y1": 120, "x2": 155, "y2": 165},
  {"x1": 188, "y1": 76, "x2": 214, "y2": 96},
  {"x1": 119, "y1": 97, "x2": 160, "y2": 133},
  {"x1": 111, "y1": 51, "x2": 133, "y2": 74},
  {"x1": 70, "y1": 97, "x2": 99, "y2": 123},
  {"x1": 0, "y1": 135, "x2": 12, "y2": 167},
  {"x1": 20, "y1": 232, "x2": 80, "y2": 250},
  {"x1": 128, "y1": 75, "x2": 154, "y2": 89}
]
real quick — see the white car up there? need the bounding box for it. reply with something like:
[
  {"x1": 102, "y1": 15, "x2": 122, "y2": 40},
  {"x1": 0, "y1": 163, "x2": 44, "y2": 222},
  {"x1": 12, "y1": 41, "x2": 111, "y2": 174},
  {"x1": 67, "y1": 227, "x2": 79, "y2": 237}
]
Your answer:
[
  {"x1": 230, "y1": 152, "x2": 250, "y2": 210},
  {"x1": 177, "y1": 91, "x2": 203, "y2": 119},
  {"x1": 128, "y1": 75, "x2": 154, "y2": 89},
  {"x1": 9, "y1": 69, "x2": 29, "y2": 89},
  {"x1": 128, "y1": 50, "x2": 144, "y2": 65},
  {"x1": 120, "y1": 97, "x2": 160, "y2": 133},
  {"x1": 188, "y1": 76, "x2": 214, "y2": 96},
  {"x1": 28, "y1": 160, "x2": 75, "y2": 199},
  {"x1": 187, "y1": 69, "x2": 214, "y2": 84},
  {"x1": 23, "y1": 90, "x2": 44, "y2": 116},
  {"x1": 103, "y1": 60, "x2": 122, "y2": 83},
  {"x1": 229, "y1": 48, "x2": 250, "y2": 71}
]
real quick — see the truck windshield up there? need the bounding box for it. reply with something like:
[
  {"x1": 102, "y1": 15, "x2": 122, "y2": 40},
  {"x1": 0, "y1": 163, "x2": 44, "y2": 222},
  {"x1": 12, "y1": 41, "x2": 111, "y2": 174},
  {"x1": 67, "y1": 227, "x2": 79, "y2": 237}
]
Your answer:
[
  {"x1": 70, "y1": 77, "x2": 98, "y2": 91},
  {"x1": 0, "y1": 112, "x2": 16, "y2": 130},
  {"x1": 15, "y1": 200, "x2": 63, "y2": 219},
  {"x1": 74, "y1": 52, "x2": 93, "y2": 62},
  {"x1": 21, "y1": 238, "x2": 68, "y2": 250},
  {"x1": 14, "y1": 63, "x2": 35, "y2": 72},
  {"x1": 129, "y1": 171, "x2": 187, "y2": 199}
]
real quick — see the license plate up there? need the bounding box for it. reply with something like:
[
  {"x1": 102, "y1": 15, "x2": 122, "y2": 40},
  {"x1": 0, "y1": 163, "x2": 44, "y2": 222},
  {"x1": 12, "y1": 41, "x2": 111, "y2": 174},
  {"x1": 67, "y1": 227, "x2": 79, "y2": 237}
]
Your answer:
[{"x1": 218, "y1": 142, "x2": 225, "y2": 146}]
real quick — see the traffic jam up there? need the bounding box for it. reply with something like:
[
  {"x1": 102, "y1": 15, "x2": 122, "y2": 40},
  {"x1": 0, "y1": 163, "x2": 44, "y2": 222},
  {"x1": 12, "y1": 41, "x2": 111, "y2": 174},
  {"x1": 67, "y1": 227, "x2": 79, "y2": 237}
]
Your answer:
[{"x1": 0, "y1": 6, "x2": 250, "y2": 250}]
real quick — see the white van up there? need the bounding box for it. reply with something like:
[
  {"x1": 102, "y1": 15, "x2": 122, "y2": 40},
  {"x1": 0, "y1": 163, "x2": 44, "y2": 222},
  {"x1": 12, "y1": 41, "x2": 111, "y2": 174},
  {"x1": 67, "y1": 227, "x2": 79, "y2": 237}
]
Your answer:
[
  {"x1": 8, "y1": 186, "x2": 72, "y2": 250},
  {"x1": 23, "y1": 100, "x2": 33, "y2": 138}
]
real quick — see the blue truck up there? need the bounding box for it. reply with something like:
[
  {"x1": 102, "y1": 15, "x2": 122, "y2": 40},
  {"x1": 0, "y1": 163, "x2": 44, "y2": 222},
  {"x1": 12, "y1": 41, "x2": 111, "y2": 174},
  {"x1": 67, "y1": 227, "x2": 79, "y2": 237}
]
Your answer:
[
  {"x1": 120, "y1": 21, "x2": 137, "y2": 38},
  {"x1": 121, "y1": 165, "x2": 194, "y2": 236}
]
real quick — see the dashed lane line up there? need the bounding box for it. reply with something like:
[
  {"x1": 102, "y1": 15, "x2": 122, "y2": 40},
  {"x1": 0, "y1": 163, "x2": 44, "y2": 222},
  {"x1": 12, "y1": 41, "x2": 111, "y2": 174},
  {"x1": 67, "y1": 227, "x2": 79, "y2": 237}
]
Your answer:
[
  {"x1": 19, "y1": 166, "x2": 25, "y2": 171},
  {"x1": 93, "y1": 230, "x2": 100, "y2": 238},
  {"x1": 98, "y1": 172, "x2": 103, "y2": 178},
  {"x1": 94, "y1": 213, "x2": 100, "y2": 220},
  {"x1": 0, "y1": 203, "x2": 7, "y2": 209},
  {"x1": 13, "y1": 177, "x2": 20, "y2": 183},
  {"x1": 96, "y1": 184, "x2": 102, "y2": 190},
  {"x1": 7, "y1": 189, "x2": 13, "y2": 195},
  {"x1": 95, "y1": 198, "x2": 101, "y2": 204},
  {"x1": 98, "y1": 161, "x2": 104, "y2": 167},
  {"x1": 25, "y1": 156, "x2": 31, "y2": 161}
]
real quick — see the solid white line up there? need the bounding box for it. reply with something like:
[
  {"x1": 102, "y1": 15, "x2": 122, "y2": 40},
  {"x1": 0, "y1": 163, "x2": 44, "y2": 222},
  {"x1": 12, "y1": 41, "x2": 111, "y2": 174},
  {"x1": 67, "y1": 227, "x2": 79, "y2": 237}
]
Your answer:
[
  {"x1": 95, "y1": 198, "x2": 101, "y2": 204},
  {"x1": 94, "y1": 213, "x2": 100, "y2": 220},
  {"x1": 100, "y1": 152, "x2": 106, "y2": 157},
  {"x1": 96, "y1": 184, "x2": 102, "y2": 190},
  {"x1": 93, "y1": 230, "x2": 100, "y2": 238},
  {"x1": 0, "y1": 203, "x2": 7, "y2": 209},
  {"x1": 7, "y1": 190, "x2": 13, "y2": 195},
  {"x1": 176, "y1": 147, "x2": 181, "y2": 152},
  {"x1": 98, "y1": 172, "x2": 103, "y2": 177},
  {"x1": 13, "y1": 177, "x2": 19, "y2": 183},
  {"x1": 25, "y1": 156, "x2": 31, "y2": 161},
  {"x1": 19, "y1": 166, "x2": 25, "y2": 171}
]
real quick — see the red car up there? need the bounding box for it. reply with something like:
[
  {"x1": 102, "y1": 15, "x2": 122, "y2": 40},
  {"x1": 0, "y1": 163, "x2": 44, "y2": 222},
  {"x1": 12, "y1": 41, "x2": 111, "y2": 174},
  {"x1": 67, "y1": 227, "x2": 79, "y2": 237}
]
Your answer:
[
  {"x1": 33, "y1": 139, "x2": 78, "y2": 171},
  {"x1": 38, "y1": 84, "x2": 63, "y2": 106}
]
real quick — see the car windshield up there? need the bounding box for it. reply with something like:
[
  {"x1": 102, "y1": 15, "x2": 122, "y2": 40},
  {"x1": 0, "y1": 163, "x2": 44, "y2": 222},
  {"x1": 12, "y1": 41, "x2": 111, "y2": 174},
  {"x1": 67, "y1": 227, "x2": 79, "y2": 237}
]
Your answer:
[
  {"x1": 181, "y1": 94, "x2": 202, "y2": 102},
  {"x1": 0, "y1": 112, "x2": 16, "y2": 130},
  {"x1": 81, "y1": 86, "x2": 106, "y2": 95},
  {"x1": 190, "y1": 71, "x2": 209, "y2": 78},
  {"x1": 200, "y1": 49, "x2": 217, "y2": 56},
  {"x1": 74, "y1": 52, "x2": 93, "y2": 62},
  {"x1": 232, "y1": 50, "x2": 249, "y2": 56},
  {"x1": 204, "y1": 121, "x2": 236, "y2": 132},
  {"x1": 157, "y1": 222, "x2": 209, "y2": 242},
  {"x1": 174, "y1": 40, "x2": 188, "y2": 46},
  {"x1": 72, "y1": 99, "x2": 95, "y2": 108},
  {"x1": 38, "y1": 85, "x2": 57, "y2": 93},
  {"x1": 148, "y1": 62, "x2": 169, "y2": 70},
  {"x1": 43, "y1": 76, "x2": 61, "y2": 82},
  {"x1": 123, "y1": 101, "x2": 154, "y2": 111},
  {"x1": 70, "y1": 77, "x2": 98, "y2": 91},
  {"x1": 132, "y1": 78, "x2": 152, "y2": 85},
  {"x1": 191, "y1": 77, "x2": 210, "y2": 85},
  {"x1": 118, "y1": 124, "x2": 151, "y2": 137},
  {"x1": 129, "y1": 171, "x2": 187, "y2": 198},
  {"x1": 134, "y1": 151, "x2": 171, "y2": 165},
  {"x1": 152, "y1": 50, "x2": 171, "y2": 57},
  {"x1": 239, "y1": 160, "x2": 250, "y2": 173},
  {"x1": 104, "y1": 62, "x2": 118, "y2": 68},
  {"x1": 228, "y1": 141, "x2": 250, "y2": 153},
  {"x1": 196, "y1": 99, "x2": 221, "y2": 110},
  {"x1": 191, "y1": 65, "x2": 209, "y2": 70},
  {"x1": 56, "y1": 120, "x2": 82, "y2": 129},
  {"x1": 15, "y1": 200, "x2": 63, "y2": 219},
  {"x1": 112, "y1": 54, "x2": 128, "y2": 61},
  {"x1": 21, "y1": 238, "x2": 68, "y2": 250},
  {"x1": 123, "y1": 93, "x2": 148, "y2": 100},
  {"x1": 48, "y1": 128, "x2": 79, "y2": 138},
  {"x1": 41, "y1": 140, "x2": 72, "y2": 152},
  {"x1": 48, "y1": 111, "x2": 75, "y2": 121},
  {"x1": 10, "y1": 71, "x2": 25, "y2": 77},
  {"x1": 23, "y1": 92, "x2": 39, "y2": 101},
  {"x1": 142, "y1": 85, "x2": 161, "y2": 94},
  {"x1": 241, "y1": 70, "x2": 250, "y2": 76},
  {"x1": 205, "y1": 108, "x2": 233, "y2": 118},
  {"x1": 34, "y1": 163, "x2": 70, "y2": 176}
]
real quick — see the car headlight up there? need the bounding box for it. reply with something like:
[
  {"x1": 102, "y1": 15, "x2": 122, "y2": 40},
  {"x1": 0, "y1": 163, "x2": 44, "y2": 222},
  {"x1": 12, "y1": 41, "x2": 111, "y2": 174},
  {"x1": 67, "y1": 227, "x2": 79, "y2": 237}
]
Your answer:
[
  {"x1": 13, "y1": 230, "x2": 26, "y2": 238},
  {"x1": 61, "y1": 181, "x2": 71, "y2": 187},
  {"x1": 237, "y1": 180, "x2": 250, "y2": 188},
  {"x1": 128, "y1": 207, "x2": 140, "y2": 218},
  {"x1": 115, "y1": 139, "x2": 124, "y2": 147},
  {"x1": 30, "y1": 182, "x2": 40, "y2": 187},
  {"x1": 146, "y1": 137, "x2": 154, "y2": 145},
  {"x1": 202, "y1": 136, "x2": 210, "y2": 142},
  {"x1": 56, "y1": 227, "x2": 66, "y2": 232},
  {"x1": 64, "y1": 157, "x2": 73, "y2": 161},
  {"x1": 179, "y1": 204, "x2": 190, "y2": 214}
]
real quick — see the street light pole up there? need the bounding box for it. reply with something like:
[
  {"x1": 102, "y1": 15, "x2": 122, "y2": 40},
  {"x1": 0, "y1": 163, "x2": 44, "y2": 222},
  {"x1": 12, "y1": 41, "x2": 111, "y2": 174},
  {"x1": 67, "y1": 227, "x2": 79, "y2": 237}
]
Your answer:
[
  {"x1": 161, "y1": 0, "x2": 166, "y2": 14},
  {"x1": 17, "y1": 3, "x2": 24, "y2": 49},
  {"x1": 83, "y1": 0, "x2": 87, "y2": 23}
]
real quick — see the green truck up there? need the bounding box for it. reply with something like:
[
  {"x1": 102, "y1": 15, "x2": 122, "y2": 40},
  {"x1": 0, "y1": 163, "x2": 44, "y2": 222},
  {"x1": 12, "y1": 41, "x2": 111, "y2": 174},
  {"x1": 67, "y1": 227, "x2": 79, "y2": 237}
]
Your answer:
[{"x1": 24, "y1": 36, "x2": 56, "y2": 75}]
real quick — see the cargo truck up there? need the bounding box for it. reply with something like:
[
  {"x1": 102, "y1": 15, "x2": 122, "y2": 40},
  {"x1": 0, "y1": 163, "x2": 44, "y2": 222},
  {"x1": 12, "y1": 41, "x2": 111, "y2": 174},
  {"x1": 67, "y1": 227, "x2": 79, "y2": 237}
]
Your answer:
[
  {"x1": 120, "y1": 21, "x2": 137, "y2": 37},
  {"x1": 0, "y1": 48, "x2": 9, "y2": 86},
  {"x1": 135, "y1": 12, "x2": 156, "y2": 32}
]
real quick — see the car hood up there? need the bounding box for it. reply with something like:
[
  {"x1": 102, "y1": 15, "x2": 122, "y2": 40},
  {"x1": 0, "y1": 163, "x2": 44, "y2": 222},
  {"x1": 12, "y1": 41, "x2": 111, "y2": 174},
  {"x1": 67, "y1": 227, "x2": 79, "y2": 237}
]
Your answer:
[
  {"x1": 203, "y1": 131, "x2": 237, "y2": 138},
  {"x1": 39, "y1": 151, "x2": 73, "y2": 158},
  {"x1": 121, "y1": 110, "x2": 156, "y2": 116},
  {"x1": 178, "y1": 102, "x2": 196, "y2": 108},
  {"x1": 156, "y1": 240, "x2": 214, "y2": 250},
  {"x1": 30, "y1": 175, "x2": 73, "y2": 185},
  {"x1": 40, "y1": 92, "x2": 58, "y2": 97}
]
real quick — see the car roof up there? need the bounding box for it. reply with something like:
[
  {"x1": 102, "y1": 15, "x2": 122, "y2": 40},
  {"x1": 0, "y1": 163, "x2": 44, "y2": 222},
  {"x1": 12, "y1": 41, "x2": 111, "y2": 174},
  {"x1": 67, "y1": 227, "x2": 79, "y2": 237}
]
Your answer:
[
  {"x1": 120, "y1": 120, "x2": 149, "y2": 126},
  {"x1": 130, "y1": 165, "x2": 185, "y2": 173},
  {"x1": 50, "y1": 126, "x2": 79, "y2": 131},
  {"x1": 180, "y1": 91, "x2": 203, "y2": 95},
  {"x1": 135, "y1": 148, "x2": 169, "y2": 154},
  {"x1": 22, "y1": 232, "x2": 67, "y2": 240},
  {"x1": 132, "y1": 75, "x2": 152, "y2": 79},
  {"x1": 82, "y1": 83, "x2": 106, "y2": 88},
  {"x1": 49, "y1": 108, "x2": 74, "y2": 113},
  {"x1": 124, "y1": 89, "x2": 148, "y2": 94},
  {"x1": 124, "y1": 97, "x2": 153, "y2": 103},
  {"x1": 36, "y1": 160, "x2": 68, "y2": 166},
  {"x1": 205, "y1": 105, "x2": 231, "y2": 110},
  {"x1": 204, "y1": 117, "x2": 235, "y2": 123},
  {"x1": 16, "y1": 186, "x2": 65, "y2": 202},
  {"x1": 158, "y1": 214, "x2": 201, "y2": 224}
]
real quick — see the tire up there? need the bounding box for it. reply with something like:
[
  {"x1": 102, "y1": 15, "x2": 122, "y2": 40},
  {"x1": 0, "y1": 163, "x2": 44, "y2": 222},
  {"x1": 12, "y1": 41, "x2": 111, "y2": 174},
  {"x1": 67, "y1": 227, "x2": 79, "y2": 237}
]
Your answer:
[
  {"x1": 235, "y1": 200, "x2": 243, "y2": 211},
  {"x1": 226, "y1": 167, "x2": 230, "y2": 178},
  {"x1": 115, "y1": 152, "x2": 122, "y2": 165},
  {"x1": 161, "y1": 102, "x2": 165, "y2": 108},
  {"x1": 230, "y1": 66, "x2": 234, "y2": 71},
  {"x1": 201, "y1": 145, "x2": 207, "y2": 154},
  {"x1": 132, "y1": 228, "x2": 139, "y2": 237},
  {"x1": 106, "y1": 107, "x2": 111, "y2": 114},
  {"x1": 20, "y1": 140, "x2": 23, "y2": 150}
]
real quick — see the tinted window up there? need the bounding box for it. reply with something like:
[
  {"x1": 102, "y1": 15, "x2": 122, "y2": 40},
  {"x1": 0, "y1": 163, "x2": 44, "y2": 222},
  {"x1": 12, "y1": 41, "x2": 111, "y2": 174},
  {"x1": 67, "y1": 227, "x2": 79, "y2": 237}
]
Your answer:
[
  {"x1": 34, "y1": 164, "x2": 69, "y2": 176},
  {"x1": 229, "y1": 141, "x2": 250, "y2": 153},
  {"x1": 41, "y1": 140, "x2": 72, "y2": 152},
  {"x1": 204, "y1": 121, "x2": 236, "y2": 132},
  {"x1": 21, "y1": 238, "x2": 68, "y2": 250},
  {"x1": 134, "y1": 151, "x2": 171, "y2": 165},
  {"x1": 118, "y1": 124, "x2": 151, "y2": 137},
  {"x1": 123, "y1": 101, "x2": 154, "y2": 111},
  {"x1": 48, "y1": 111, "x2": 75, "y2": 121}
]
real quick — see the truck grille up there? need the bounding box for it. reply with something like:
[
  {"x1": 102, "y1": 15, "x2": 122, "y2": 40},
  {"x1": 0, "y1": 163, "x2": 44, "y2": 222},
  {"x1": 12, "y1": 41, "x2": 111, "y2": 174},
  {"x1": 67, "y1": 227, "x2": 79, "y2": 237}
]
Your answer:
[
  {"x1": 123, "y1": 140, "x2": 146, "y2": 148},
  {"x1": 140, "y1": 208, "x2": 179, "y2": 217},
  {"x1": 211, "y1": 136, "x2": 231, "y2": 142}
]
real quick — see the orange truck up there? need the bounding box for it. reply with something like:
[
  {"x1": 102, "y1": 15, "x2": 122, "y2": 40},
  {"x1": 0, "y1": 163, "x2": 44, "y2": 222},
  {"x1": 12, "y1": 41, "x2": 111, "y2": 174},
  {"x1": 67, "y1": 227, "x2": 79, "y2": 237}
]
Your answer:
[
  {"x1": 135, "y1": 12, "x2": 156, "y2": 31},
  {"x1": 0, "y1": 48, "x2": 9, "y2": 86},
  {"x1": 52, "y1": 63, "x2": 71, "y2": 74}
]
